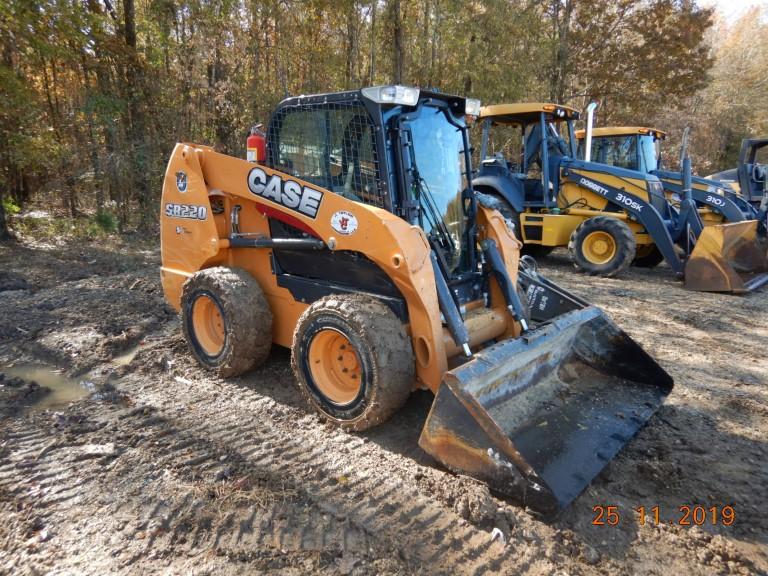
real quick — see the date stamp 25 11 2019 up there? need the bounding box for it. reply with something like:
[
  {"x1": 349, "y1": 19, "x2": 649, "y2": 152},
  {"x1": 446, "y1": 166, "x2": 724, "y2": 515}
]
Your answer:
[{"x1": 592, "y1": 505, "x2": 736, "y2": 527}]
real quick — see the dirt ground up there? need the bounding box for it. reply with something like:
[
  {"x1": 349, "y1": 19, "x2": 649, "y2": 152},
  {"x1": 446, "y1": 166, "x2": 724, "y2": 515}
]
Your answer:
[{"x1": 0, "y1": 237, "x2": 766, "y2": 575}]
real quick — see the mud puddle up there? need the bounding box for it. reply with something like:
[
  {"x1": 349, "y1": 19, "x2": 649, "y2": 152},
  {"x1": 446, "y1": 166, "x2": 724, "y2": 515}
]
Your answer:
[
  {"x1": 1, "y1": 363, "x2": 92, "y2": 411},
  {"x1": 112, "y1": 345, "x2": 140, "y2": 367}
]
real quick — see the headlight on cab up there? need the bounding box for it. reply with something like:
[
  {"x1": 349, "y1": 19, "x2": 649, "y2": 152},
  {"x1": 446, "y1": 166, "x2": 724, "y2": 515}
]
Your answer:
[
  {"x1": 465, "y1": 98, "x2": 481, "y2": 117},
  {"x1": 361, "y1": 85, "x2": 420, "y2": 107}
]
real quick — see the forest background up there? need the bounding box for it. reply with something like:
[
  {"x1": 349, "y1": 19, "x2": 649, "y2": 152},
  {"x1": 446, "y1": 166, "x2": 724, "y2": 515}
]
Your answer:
[{"x1": 0, "y1": 0, "x2": 766, "y2": 236}]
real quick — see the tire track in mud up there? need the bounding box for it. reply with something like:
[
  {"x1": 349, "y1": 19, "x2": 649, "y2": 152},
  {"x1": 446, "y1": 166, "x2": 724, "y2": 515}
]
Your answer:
[
  {"x1": 1, "y1": 408, "x2": 404, "y2": 574},
  {"x1": 0, "y1": 381, "x2": 543, "y2": 574},
  {"x1": 122, "y1": 372, "x2": 548, "y2": 575}
]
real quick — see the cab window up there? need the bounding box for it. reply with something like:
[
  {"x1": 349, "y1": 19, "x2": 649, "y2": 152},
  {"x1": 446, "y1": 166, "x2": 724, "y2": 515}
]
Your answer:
[
  {"x1": 592, "y1": 135, "x2": 637, "y2": 170},
  {"x1": 269, "y1": 102, "x2": 384, "y2": 207}
]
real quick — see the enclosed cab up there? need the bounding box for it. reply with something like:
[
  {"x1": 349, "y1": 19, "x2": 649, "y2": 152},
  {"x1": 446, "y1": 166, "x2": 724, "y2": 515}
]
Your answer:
[
  {"x1": 709, "y1": 138, "x2": 768, "y2": 207},
  {"x1": 576, "y1": 126, "x2": 666, "y2": 173}
]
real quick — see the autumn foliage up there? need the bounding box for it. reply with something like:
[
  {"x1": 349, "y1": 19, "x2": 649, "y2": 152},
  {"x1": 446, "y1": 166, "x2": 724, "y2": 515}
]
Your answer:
[{"x1": 0, "y1": 0, "x2": 760, "y2": 236}]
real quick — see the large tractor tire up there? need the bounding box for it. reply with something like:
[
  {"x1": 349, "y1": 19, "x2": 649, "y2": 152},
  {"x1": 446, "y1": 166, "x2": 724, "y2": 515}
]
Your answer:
[
  {"x1": 569, "y1": 216, "x2": 636, "y2": 277},
  {"x1": 181, "y1": 267, "x2": 273, "y2": 377},
  {"x1": 291, "y1": 294, "x2": 414, "y2": 431},
  {"x1": 633, "y1": 244, "x2": 665, "y2": 268}
]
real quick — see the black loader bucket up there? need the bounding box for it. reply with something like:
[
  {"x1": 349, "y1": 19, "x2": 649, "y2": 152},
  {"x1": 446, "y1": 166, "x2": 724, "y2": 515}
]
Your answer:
[
  {"x1": 419, "y1": 306, "x2": 673, "y2": 517},
  {"x1": 684, "y1": 221, "x2": 768, "y2": 293}
]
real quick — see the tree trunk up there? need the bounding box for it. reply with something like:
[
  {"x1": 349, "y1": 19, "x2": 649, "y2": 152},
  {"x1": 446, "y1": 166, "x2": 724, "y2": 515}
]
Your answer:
[
  {"x1": 87, "y1": 0, "x2": 119, "y2": 218},
  {"x1": 368, "y1": 0, "x2": 377, "y2": 83},
  {"x1": 123, "y1": 0, "x2": 151, "y2": 230},
  {"x1": 344, "y1": 4, "x2": 356, "y2": 88},
  {"x1": 391, "y1": 0, "x2": 404, "y2": 83},
  {"x1": 463, "y1": 33, "x2": 475, "y2": 95},
  {"x1": 549, "y1": 0, "x2": 572, "y2": 103},
  {"x1": 1, "y1": 30, "x2": 18, "y2": 239},
  {"x1": 0, "y1": 195, "x2": 9, "y2": 240},
  {"x1": 79, "y1": 56, "x2": 104, "y2": 211}
]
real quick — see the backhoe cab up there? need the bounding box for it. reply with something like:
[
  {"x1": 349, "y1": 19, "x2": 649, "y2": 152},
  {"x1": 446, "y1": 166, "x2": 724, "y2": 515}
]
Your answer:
[
  {"x1": 476, "y1": 104, "x2": 768, "y2": 292},
  {"x1": 708, "y1": 138, "x2": 768, "y2": 208},
  {"x1": 160, "y1": 86, "x2": 673, "y2": 515}
]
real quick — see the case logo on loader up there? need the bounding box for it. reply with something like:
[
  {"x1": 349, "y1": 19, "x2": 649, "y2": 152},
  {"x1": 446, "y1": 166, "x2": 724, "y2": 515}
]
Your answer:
[
  {"x1": 331, "y1": 210, "x2": 358, "y2": 235},
  {"x1": 247, "y1": 167, "x2": 323, "y2": 219}
]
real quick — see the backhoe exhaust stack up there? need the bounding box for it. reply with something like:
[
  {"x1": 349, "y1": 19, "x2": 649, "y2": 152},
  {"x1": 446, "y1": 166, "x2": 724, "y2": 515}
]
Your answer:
[{"x1": 583, "y1": 102, "x2": 598, "y2": 162}]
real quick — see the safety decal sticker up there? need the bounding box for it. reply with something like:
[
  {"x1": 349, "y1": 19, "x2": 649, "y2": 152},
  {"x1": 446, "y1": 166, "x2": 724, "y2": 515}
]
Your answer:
[
  {"x1": 165, "y1": 203, "x2": 208, "y2": 220},
  {"x1": 331, "y1": 210, "x2": 358, "y2": 235},
  {"x1": 247, "y1": 167, "x2": 323, "y2": 218},
  {"x1": 176, "y1": 171, "x2": 188, "y2": 193}
]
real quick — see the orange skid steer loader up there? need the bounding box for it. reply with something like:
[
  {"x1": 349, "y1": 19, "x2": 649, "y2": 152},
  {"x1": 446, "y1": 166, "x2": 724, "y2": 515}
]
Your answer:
[{"x1": 160, "y1": 86, "x2": 672, "y2": 515}]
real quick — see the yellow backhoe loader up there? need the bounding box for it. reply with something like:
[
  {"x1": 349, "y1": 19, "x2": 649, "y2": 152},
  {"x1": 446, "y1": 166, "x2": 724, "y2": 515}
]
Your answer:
[
  {"x1": 474, "y1": 103, "x2": 768, "y2": 292},
  {"x1": 160, "y1": 86, "x2": 672, "y2": 516},
  {"x1": 574, "y1": 126, "x2": 762, "y2": 226}
]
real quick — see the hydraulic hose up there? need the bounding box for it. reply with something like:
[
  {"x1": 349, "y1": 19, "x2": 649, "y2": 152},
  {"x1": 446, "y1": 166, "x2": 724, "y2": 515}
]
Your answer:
[
  {"x1": 481, "y1": 239, "x2": 529, "y2": 332},
  {"x1": 430, "y1": 251, "x2": 471, "y2": 357}
]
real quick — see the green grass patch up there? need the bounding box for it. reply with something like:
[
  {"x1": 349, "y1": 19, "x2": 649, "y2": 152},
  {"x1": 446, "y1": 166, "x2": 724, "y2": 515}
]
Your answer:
[{"x1": 2, "y1": 197, "x2": 21, "y2": 215}]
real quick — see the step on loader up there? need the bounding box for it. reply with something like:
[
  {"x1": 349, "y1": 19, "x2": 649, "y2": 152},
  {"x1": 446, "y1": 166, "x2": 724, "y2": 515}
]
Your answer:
[
  {"x1": 160, "y1": 86, "x2": 673, "y2": 516},
  {"x1": 475, "y1": 103, "x2": 768, "y2": 292}
]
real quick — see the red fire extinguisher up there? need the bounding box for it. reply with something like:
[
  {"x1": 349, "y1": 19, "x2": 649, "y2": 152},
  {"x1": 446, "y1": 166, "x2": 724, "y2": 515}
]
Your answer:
[{"x1": 247, "y1": 124, "x2": 266, "y2": 163}]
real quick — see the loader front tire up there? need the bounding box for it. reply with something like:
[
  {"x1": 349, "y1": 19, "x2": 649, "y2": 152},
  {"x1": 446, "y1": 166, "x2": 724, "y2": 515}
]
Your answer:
[
  {"x1": 291, "y1": 294, "x2": 414, "y2": 431},
  {"x1": 181, "y1": 267, "x2": 273, "y2": 377},
  {"x1": 569, "y1": 217, "x2": 636, "y2": 277}
]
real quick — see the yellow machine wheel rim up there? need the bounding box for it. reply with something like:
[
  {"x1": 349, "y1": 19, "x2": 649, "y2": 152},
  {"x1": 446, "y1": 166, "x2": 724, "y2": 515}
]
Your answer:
[
  {"x1": 308, "y1": 329, "x2": 362, "y2": 405},
  {"x1": 582, "y1": 231, "x2": 617, "y2": 265},
  {"x1": 192, "y1": 295, "x2": 226, "y2": 357}
]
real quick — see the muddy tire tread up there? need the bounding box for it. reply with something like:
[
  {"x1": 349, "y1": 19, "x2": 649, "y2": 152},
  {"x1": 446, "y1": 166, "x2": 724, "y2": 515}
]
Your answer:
[
  {"x1": 291, "y1": 294, "x2": 414, "y2": 432},
  {"x1": 181, "y1": 266, "x2": 272, "y2": 378}
]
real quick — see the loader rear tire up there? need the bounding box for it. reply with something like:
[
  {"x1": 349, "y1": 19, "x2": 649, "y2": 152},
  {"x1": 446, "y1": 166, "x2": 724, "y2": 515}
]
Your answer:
[
  {"x1": 633, "y1": 244, "x2": 665, "y2": 268},
  {"x1": 291, "y1": 294, "x2": 414, "y2": 431},
  {"x1": 181, "y1": 267, "x2": 273, "y2": 378},
  {"x1": 569, "y1": 217, "x2": 636, "y2": 277}
]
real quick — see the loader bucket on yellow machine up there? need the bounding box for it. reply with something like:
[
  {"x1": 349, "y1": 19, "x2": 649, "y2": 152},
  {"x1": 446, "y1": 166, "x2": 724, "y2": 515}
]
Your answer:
[
  {"x1": 685, "y1": 221, "x2": 768, "y2": 293},
  {"x1": 419, "y1": 306, "x2": 673, "y2": 517}
]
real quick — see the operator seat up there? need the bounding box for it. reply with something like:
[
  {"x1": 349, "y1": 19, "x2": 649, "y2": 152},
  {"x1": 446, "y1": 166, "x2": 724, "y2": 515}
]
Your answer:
[{"x1": 523, "y1": 123, "x2": 568, "y2": 205}]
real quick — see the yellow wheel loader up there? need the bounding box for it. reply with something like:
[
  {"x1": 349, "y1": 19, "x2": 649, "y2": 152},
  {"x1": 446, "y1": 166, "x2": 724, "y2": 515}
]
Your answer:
[
  {"x1": 475, "y1": 103, "x2": 768, "y2": 292},
  {"x1": 574, "y1": 126, "x2": 763, "y2": 226},
  {"x1": 160, "y1": 86, "x2": 673, "y2": 516}
]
